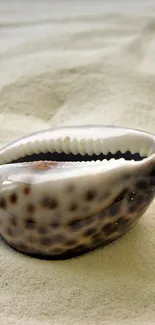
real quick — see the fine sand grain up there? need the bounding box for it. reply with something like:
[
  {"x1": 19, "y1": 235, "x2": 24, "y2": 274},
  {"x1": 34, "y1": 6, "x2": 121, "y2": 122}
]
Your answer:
[{"x1": 0, "y1": 1, "x2": 155, "y2": 325}]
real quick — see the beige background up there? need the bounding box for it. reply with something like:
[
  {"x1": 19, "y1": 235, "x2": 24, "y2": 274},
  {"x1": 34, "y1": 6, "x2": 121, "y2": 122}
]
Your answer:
[{"x1": 0, "y1": 1, "x2": 155, "y2": 324}]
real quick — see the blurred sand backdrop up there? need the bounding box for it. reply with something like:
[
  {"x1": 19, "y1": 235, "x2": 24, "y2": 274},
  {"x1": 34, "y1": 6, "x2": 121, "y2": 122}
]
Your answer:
[{"x1": 0, "y1": 1, "x2": 155, "y2": 325}]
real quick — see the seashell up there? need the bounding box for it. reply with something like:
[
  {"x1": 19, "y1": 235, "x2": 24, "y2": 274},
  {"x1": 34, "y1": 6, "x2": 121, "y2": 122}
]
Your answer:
[{"x1": 0, "y1": 125, "x2": 155, "y2": 259}]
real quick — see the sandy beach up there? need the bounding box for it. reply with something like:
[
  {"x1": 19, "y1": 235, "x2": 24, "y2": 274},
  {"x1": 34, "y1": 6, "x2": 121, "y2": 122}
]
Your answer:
[{"x1": 0, "y1": 1, "x2": 155, "y2": 324}]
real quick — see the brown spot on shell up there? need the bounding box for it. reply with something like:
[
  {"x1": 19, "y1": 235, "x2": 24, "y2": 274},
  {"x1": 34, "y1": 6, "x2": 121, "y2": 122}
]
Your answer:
[
  {"x1": 136, "y1": 178, "x2": 148, "y2": 190},
  {"x1": 69, "y1": 203, "x2": 78, "y2": 211},
  {"x1": 23, "y1": 186, "x2": 31, "y2": 195},
  {"x1": 115, "y1": 188, "x2": 128, "y2": 203},
  {"x1": 0, "y1": 197, "x2": 6, "y2": 209},
  {"x1": 148, "y1": 167, "x2": 155, "y2": 187},
  {"x1": 102, "y1": 222, "x2": 117, "y2": 235},
  {"x1": 85, "y1": 189, "x2": 96, "y2": 201},
  {"x1": 9, "y1": 193, "x2": 18, "y2": 204},
  {"x1": 41, "y1": 197, "x2": 58, "y2": 209},
  {"x1": 24, "y1": 217, "x2": 35, "y2": 229},
  {"x1": 83, "y1": 227, "x2": 97, "y2": 237},
  {"x1": 68, "y1": 218, "x2": 84, "y2": 230}
]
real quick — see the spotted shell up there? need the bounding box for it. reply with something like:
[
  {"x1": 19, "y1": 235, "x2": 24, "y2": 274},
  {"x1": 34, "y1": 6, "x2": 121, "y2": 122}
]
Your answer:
[{"x1": 0, "y1": 125, "x2": 155, "y2": 259}]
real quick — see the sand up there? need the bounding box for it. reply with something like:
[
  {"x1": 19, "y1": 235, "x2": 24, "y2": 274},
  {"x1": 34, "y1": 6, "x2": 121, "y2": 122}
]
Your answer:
[{"x1": 0, "y1": 1, "x2": 155, "y2": 324}]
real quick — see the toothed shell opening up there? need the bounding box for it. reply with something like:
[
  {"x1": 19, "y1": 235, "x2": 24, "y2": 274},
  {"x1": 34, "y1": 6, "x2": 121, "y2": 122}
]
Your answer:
[{"x1": 3, "y1": 138, "x2": 147, "y2": 165}]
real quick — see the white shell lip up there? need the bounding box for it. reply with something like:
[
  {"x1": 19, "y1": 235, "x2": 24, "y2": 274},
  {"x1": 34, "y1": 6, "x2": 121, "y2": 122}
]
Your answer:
[{"x1": 0, "y1": 125, "x2": 155, "y2": 165}]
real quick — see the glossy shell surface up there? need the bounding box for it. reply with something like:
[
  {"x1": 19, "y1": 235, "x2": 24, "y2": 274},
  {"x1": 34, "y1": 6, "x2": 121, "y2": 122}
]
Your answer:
[{"x1": 0, "y1": 125, "x2": 155, "y2": 259}]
